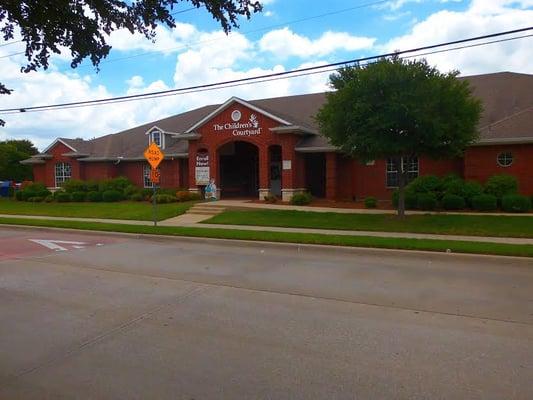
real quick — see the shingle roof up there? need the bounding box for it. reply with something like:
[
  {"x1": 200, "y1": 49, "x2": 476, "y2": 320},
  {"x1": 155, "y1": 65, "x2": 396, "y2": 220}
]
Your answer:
[{"x1": 42, "y1": 71, "x2": 533, "y2": 159}]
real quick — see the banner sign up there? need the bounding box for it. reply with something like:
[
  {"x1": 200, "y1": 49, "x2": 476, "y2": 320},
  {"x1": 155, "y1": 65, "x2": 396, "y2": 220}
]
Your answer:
[{"x1": 195, "y1": 152, "x2": 210, "y2": 185}]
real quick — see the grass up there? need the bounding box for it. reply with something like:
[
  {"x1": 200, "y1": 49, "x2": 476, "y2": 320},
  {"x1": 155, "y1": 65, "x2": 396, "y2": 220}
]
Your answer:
[
  {"x1": 0, "y1": 216, "x2": 532, "y2": 258},
  {"x1": 0, "y1": 198, "x2": 195, "y2": 221},
  {"x1": 205, "y1": 209, "x2": 533, "y2": 238}
]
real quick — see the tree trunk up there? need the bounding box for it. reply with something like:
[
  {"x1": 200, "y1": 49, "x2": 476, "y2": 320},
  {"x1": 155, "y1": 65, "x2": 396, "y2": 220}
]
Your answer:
[{"x1": 397, "y1": 157, "x2": 406, "y2": 218}]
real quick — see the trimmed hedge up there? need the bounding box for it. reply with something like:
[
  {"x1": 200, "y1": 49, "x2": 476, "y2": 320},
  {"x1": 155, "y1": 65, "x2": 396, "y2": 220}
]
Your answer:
[
  {"x1": 290, "y1": 192, "x2": 312, "y2": 205},
  {"x1": 484, "y1": 174, "x2": 518, "y2": 199},
  {"x1": 441, "y1": 194, "x2": 466, "y2": 210},
  {"x1": 71, "y1": 191, "x2": 86, "y2": 202},
  {"x1": 392, "y1": 190, "x2": 418, "y2": 210},
  {"x1": 130, "y1": 193, "x2": 144, "y2": 201},
  {"x1": 364, "y1": 196, "x2": 377, "y2": 208},
  {"x1": 154, "y1": 194, "x2": 176, "y2": 204},
  {"x1": 102, "y1": 190, "x2": 122, "y2": 202},
  {"x1": 86, "y1": 191, "x2": 103, "y2": 202},
  {"x1": 416, "y1": 193, "x2": 437, "y2": 211},
  {"x1": 56, "y1": 192, "x2": 72, "y2": 203},
  {"x1": 471, "y1": 194, "x2": 497, "y2": 211},
  {"x1": 501, "y1": 194, "x2": 531, "y2": 213}
]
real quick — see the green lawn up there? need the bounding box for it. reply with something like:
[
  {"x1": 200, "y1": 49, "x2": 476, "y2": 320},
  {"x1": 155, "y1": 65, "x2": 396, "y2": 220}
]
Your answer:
[
  {"x1": 205, "y1": 209, "x2": 533, "y2": 238},
  {"x1": 1, "y1": 217, "x2": 532, "y2": 258},
  {"x1": 0, "y1": 198, "x2": 196, "y2": 221}
]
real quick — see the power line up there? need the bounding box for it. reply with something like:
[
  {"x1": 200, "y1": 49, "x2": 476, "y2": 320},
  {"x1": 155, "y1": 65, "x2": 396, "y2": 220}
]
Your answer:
[
  {"x1": 0, "y1": 26, "x2": 531, "y2": 115},
  {"x1": 5, "y1": 33, "x2": 533, "y2": 115},
  {"x1": 0, "y1": 39, "x2": 23, "y2": 48}
]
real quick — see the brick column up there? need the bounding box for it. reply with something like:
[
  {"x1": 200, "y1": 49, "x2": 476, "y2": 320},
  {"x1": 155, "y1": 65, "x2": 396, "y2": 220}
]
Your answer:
[
  {"x1": 258, "y1": 145, "x2": 270, "y2": 200},
  {"x1": 326, "y1": 152, "x2": 338, "y2": 200}
]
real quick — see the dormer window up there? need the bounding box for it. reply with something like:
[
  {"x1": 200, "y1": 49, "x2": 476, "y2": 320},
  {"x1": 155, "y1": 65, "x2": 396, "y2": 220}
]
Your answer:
[{"x1": 149, "y1": 129, "x2": 163, "y2": 148}]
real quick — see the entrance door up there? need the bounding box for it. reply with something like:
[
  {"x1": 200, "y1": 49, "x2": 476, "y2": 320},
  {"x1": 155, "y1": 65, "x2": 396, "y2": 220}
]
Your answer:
[
  {"x1": 219, "y1": 141, "x2": 259, "y2": 198},
  {"x1": 305, "y1": 153, "x2": 326, "y2": 198}
]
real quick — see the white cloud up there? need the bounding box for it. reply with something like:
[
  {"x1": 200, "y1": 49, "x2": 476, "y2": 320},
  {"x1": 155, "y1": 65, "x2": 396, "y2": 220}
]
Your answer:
[
  {"x1": 383, "y1": 1, "x2": 533, "y2": 75},
  {"x1": 259, "y1": 28, "x2": 375, "y2": 58}
]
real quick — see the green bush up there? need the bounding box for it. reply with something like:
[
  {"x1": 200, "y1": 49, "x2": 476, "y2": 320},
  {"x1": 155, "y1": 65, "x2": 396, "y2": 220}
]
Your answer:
[
  {"x1": 463, "y1": 181, "x2": 484, "y2": 207},
  {"x1": 56, "y1": 192, "x2": 72, "y2": 203},
  {"x1": 442, "y1": 178, "x2": 464, "y2": 197},
  {"x1": 501, "y1": 194, "x2": 531, "y2": 213},
  {"x1": 290, "y1": 192, "x2": 312, "y2": 205},
  {"x1": 28, "y1": 196, "x2": 44, "y2": 203},
  {"x1": 102, "y1": 190, "x2": 122, "y2": 202},
  {"x1": 407, "y1": 175, "x2": 442, "y2": 194},
  {"x1": 98, "y1": 177, "x2": 132, "y2": 193},
  {"x1": 15, "y1": 190, "x2": 23, "y2": 201},
  {"x1": 130, "y1": 193, "x2": 144, "y2": 201},
  {"x1": 484, "y1": 174, "x2": 518, "y2": 199},
  {"x1": 441, "y1": 194, "x2": 466, "y2": 210},
  {"x1": 19, "y1": 182, "x2": 51, "y2": 201},
  {"x1": 44, "y1": 195, "x2": 54, "y2": 203},
  {"x1": 392, "y1": 190, "x2": 418, "y2": 209},
  {"x1": 364, "y1": 196, "x2": 377, "y2": 208},
  {"x1": 158, "y1": 188, "x2": 179, "y2": 197},
  {"x1": 141, "y1": 188, "x2": 154, "y2": 200},
  {"x1": 471, "y1": 194, "x2": 497, "y2": 212},
  {"x1": 86, "y1": 191, "x2": 103, "y2": 202},
  {"x1": 71, "y1": 191, "x2": 86, "y2": 202},
  {"x1": 176, "y1": 190, "x2": 190, "y2": 202},
  {"x1": 62, "y1": 179, "x2": 87, "y2": 193},
  {"x1": 123, "y1": 185, "x2": 140, "y2": 197},
  {"x1": 188, "y1": 192, "x2": 201, "y2": 201},
  {"x1": 416, "y1": 193, "x2": 437, "y2": 211},
  {"x1": 85, "y1": 180, "x2": 100, "y2": 192},
  {"x1": 154, "y1": 194, "x2": 176, "y2": 204}
]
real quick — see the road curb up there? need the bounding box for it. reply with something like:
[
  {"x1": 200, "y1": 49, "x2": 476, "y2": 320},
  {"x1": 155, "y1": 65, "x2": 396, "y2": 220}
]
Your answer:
[{"x1": 2, "y1": 223, "x2": 532, "y2": 263}]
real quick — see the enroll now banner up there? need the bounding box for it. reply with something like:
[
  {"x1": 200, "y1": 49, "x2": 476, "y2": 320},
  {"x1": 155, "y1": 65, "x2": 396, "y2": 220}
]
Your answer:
[{"x1": 195, "y1": 152, "x2": 209, "y2": 185}]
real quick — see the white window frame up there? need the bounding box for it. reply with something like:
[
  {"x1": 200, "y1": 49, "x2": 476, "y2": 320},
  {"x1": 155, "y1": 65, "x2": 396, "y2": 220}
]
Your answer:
[
  {"x1": 149, "y1": 130, "x2": 164, "y2": 149},
  {"x1": 143, "y1": 164, "x2": 161, "y2": 188},
  {"x1": 497, "y1": 152, "x2": 513, "y2": 167},
  {"x1": 55, "y1": 162, "x2": 72, "y2": 187},
  {"x1": 386, "y1": 157, "x2": 419, "y2": 188}
]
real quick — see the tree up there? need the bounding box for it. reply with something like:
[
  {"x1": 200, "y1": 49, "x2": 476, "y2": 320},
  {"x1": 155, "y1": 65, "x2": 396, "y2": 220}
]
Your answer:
[
  {"x1": 316, "y1": 57, "x2": 482, "y2": 217},
  {"x1": 0, "y1": 0, "x2": 262, "y2": 125},
  {"x1": 0, "y1": 139, "x2": 38, "y2": 181}
]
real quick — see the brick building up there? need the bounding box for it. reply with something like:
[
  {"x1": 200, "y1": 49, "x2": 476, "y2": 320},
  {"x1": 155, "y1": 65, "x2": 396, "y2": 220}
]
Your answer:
[{"x1": 24, "y1": 72, "x2": 533, "y2": 201}]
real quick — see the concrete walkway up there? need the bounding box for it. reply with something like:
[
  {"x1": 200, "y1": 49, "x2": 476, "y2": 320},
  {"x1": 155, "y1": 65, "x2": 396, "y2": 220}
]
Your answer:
[
  {"x1": 2, "y1": 212, "x2": 533, "y2": 246},
  {"x1": 207, "y1": 199, "x2": 533, "y2": 216}
]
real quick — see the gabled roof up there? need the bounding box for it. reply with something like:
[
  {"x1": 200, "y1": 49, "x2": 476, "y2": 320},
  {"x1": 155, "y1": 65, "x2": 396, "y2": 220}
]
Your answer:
[
  {"x1": 184, "y1": 97, "x2": 292, "y2": 133},
  {"x1": 32, "y1": 71, "x2": 533, "y2": 160},
  {"x1": 42, "y1": 138, "x2": 78, "y2": 153}
]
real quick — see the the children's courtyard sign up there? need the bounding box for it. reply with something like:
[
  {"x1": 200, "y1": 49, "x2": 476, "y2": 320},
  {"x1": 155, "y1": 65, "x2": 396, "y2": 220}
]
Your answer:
[{"x1": 213, "y1": 111, "x2": 262, "y2": 137}]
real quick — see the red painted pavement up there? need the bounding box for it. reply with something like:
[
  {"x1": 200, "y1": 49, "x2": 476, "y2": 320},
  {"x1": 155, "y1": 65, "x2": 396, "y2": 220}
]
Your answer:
[{"x1": 0, "y1": 230, "x2": 122, "y2": 261}]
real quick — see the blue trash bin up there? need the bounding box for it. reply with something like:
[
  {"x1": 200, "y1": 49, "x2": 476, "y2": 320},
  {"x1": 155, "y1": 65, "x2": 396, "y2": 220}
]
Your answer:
[{"x1": 0, "y1": 181, "x2": 11, "y2": 197}]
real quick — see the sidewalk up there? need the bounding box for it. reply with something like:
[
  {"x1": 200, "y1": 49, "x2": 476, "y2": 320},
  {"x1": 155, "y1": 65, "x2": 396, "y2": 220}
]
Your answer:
[
  {"x1": 204, "y1": 200, "x2": 533, "y2": 217},
  {"x1": 2, "y1": 213, "x2": 531, "y2": 246}
]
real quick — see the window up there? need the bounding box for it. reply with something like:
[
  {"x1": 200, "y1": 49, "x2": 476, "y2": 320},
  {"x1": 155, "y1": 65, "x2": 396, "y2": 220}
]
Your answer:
[
  {"x1": 497, "y1": 152, "x2": 513, "y2": 167},
  {"x1": 55, "y1": 162, "x2": 72, "y2": 187},
  {"x1": 149, "y1": 130, "x2": 163, "y2": 148},
  {"x1": 386, "y1": 157, "x2": 419, "y2": 188},
  {"x1": 143, "y1": 164, "x2": 161, "y2": 188}
]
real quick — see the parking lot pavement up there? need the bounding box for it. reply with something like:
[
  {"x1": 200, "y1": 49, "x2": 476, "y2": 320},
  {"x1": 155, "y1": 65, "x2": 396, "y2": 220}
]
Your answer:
[{"x1": 0, "y1": 226, "x2": 532, "y2": 399}]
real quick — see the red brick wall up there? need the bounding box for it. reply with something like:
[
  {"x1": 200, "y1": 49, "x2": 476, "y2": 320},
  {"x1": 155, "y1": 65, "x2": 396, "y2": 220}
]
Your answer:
[
  {"x1": 82, "y1": 162, "x2": 118, "y2": 181},
  {"x1": 35, "y1": 142, "x2": 81, "y2": 187},
  {"x1": 465, "y1": 144, "x2": 533, "y2": 195}
]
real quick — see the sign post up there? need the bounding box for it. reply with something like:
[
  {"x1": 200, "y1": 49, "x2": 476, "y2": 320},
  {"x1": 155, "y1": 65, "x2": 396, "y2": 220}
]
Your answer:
[{"x1": 143, "y1": 142, "x2": 165, "y2": 227}]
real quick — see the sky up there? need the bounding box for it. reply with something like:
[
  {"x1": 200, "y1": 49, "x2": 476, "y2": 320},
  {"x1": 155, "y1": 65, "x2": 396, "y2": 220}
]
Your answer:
[{"x1": 0, "y1": 0, "x2": 532, "y2": 150}]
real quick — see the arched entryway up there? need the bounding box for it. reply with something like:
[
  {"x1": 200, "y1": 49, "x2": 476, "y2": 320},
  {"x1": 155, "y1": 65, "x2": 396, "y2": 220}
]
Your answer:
[{"x1": 218, "y1": 141, "x2": 259, "y2": 198}]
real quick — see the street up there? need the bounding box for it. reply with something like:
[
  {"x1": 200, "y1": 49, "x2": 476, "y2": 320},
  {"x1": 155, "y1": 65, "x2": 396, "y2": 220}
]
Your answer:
[{"x1": 0, "y1": 226, "x2": 532, "y2": 399}]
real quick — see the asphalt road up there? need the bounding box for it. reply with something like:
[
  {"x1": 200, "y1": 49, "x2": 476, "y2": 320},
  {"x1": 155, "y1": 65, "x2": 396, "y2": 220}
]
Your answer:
[{"x1": 0, "y1": 226, "x2": 532, "y2": 399}]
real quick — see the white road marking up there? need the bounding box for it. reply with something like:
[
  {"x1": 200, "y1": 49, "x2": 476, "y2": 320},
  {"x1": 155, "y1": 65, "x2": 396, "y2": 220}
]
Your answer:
[{"x1": 28, "y1": 239, "x2": 88, "y2": 251}]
